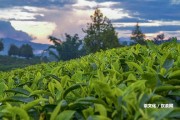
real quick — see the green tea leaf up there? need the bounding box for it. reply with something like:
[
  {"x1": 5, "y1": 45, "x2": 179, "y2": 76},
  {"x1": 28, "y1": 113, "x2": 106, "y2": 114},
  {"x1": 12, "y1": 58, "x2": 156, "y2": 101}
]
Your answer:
[
  {"x1": 127, "y1": 73, "x2": 136, "y2": 80},
  {"x1": 29, "y1": 90, "x2": 51, "y2": 97},
  {"x1": 87, "y1": 115, "x2": 111, "y2": 120},
  {"x1": 142, "y1": 73, "x2": 157, "y2": 89},
  {"x1": 94, "y1": 104, "x2": 107, "y2": 117},
  {"x1": 83, "y1": 107, "x2": 94, "y2": 119},
  {"x1": 62, "y1": 83, "x2": 87, "y2": 99},
  {"x1": 22, "y1": 98, "x2": 47, "y2": 110},
  {"x1": 76, "y1": 97, "x2": 107, "y2": 106},
  {"x1": 1, "y1": 96, "x2": 34, "y2": 103},
  {"x1": 0, "y1": 82, "x2": 7, "y2": 97},
  {"x1": 155, "y1": 86, "x2": 180, "y2": 93},
  {"x1": 56, "y1": 110, "x2": 75, "y2": 120},
  {"x1": 7, "y1": 107, "x2": 30, "y2": 120},
  {"x1": 126, "y1": 62, "x2": 144, "y2": 74},
  {"x1": 168, "y1": 70, "x2": 180, "y2": 79},
  {"x1": 163, "y1": 59, "x2": 174, "y2": 70},
  {"x1": 5, "y1": 87, "x2": 30, "y2": 96},
  {"x1": 93, "y1": 81, "x2": 116, "y2": 103},
  {"x1": 50, "y1": 100, "x2": 67, "y2": 120}
]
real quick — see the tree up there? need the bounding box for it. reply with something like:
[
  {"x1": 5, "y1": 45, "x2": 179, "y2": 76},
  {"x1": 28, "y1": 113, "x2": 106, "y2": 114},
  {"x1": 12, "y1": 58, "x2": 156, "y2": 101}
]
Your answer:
[
  {"x1": 19, "y1": 44, "x2": 33, "y2": 59},
  {"x1": 131, "y1": 22, "x2": 146, "y2": 44},
  {"x1": 167, "y1": 37, "x2": 177, "y2": 42},
  {"x1": 8, "y1": 44, "x2": 19, "y2": 56},
  {"x1": 48, "y1": 33, "x2": 84, "y2": 61},
  {"x1": 0, "y1": 39, "x2": 4, "y2": 52},
  {"x1": 83, "y1": 8, "x2": 119, "y2": 53},
  {"x1": 153, "y1": 33, "x2": 165, "y2": 45}
]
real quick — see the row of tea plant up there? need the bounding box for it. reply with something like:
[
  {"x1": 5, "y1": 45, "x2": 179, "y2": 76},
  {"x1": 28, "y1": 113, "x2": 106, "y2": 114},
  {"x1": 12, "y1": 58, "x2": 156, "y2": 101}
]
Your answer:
[{"x1": 0, "y1": 41, "x2": 179, "y2": 120}]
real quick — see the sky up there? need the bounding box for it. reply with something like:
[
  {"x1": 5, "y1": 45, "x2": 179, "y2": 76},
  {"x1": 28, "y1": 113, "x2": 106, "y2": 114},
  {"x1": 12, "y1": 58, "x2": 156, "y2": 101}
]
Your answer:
[{"x1": 0, "y1": 0, "x2": 180, "y2": 44}]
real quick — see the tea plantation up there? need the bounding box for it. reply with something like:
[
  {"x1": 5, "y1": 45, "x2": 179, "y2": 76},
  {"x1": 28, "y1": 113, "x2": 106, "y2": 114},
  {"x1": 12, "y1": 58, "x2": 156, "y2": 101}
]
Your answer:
[{"x1": 0, "y1": 42, "x2": 180, "y2": 120}]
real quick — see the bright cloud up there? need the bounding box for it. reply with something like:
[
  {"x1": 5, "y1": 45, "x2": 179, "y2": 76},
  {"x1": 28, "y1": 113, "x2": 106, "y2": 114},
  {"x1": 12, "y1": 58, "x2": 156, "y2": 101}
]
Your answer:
[
  {"x1": 0, "y1": 20, "x2": 32, "y2": 41},
  {"x1": 73, "y1": 0, "x2": 97, "y2": 8},
  {"x1": 101, "y1": 8, "x2": 131, "y2": 20},
  {"x1": 99, "y1": 1, "x2": 120, "y2": 7},
  {"x1": 11, "y1": 21, "x2": 56, "y2": 44}
]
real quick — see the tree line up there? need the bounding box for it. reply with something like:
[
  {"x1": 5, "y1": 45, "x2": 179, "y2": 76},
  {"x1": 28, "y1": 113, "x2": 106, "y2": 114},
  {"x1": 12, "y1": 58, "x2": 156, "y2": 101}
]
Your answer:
[
  {"x1": 0, "y1": 40, "x2": 33, "y2": 59},
  {"x1": 130, "y1": 22, "x2": 177, "y2": 45},
  {"x1": 8, "y1": 44, "x2": 33, "y2": 59},
  {"x1": 48, "y1": 8, "x2": 120, "y2": 61},
  {"x1": 0, "y1": 8, "x2": 177, "y2": 61},
  {"x1": 47, "y1": 8, "x2": 178, "y2": 61}
]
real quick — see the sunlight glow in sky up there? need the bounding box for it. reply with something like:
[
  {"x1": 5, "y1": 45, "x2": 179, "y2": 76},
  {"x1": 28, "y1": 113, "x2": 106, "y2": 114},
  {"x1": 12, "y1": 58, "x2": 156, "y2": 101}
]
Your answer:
[{"x1": 11, "y1": 21, "x2": 56, "y2": 44}]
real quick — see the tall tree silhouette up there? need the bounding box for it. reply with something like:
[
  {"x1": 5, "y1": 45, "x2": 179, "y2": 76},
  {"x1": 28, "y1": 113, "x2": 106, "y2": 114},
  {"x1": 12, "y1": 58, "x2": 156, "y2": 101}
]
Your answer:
[
  {"x1": 8, "y1": 44, "x2": 19, "y2": 56},
  {"x1": 83, "y1": 8, "x2": 119, "y2": 53},
  {"x1": 131, "y1": 22, "x2": 146, "y2": 44},
  {"x1": 153, "y1": 33, "x2": 165, "y2": 45},
  {"x1": 48, "y1": 33, "x2": 84, "y2": 61},
  {"x1": 19, "y1": 44, "x2": 33, "y2": 59}
]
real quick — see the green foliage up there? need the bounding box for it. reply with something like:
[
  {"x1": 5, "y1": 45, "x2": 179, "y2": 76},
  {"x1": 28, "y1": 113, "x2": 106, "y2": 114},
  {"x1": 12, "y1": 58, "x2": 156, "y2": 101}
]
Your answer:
[
  {"x1": 0, "y1": 42, "x2": 179, "y2": 120},
  {"x1": 8, "y1": 44, "x2": 35, "y2": 59},
  {"x1": 0, "y1": 39, "x2": 4, "y2": 52},
  {"x1": 48, "y1": 33, "x2": 85, "y2": 61},
  {"x1": 19, "y1": 44, "x2": 33, "y2": 59},
  {"x1": 131, "y1": 22, "x2": 146, "y2": 44},
  {"x1": 83, "y1": 8, "x2": 120, "y2": 53},
  {"x1": 0, "y1": 55, "x2": 48, "y2": 71},
  {"x1": 8, "y1": 44, "x2": 19, "y2": 56}
]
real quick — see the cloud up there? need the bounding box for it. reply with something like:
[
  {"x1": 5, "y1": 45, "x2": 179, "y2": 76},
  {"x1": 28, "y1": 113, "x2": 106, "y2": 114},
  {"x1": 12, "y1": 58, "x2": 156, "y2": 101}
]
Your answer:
[
  {"x1": 0, "y1": 0, "x2": 179, "y2": 44},
  {"x1": 114, "y1": 20, "x2": 180, "y2": 28},
  {"x1": 0, "y1": 6, "x2": 43, "y2": 21},
  {"x1": 171, "y1": 0, "x2": 180, "y2": 4},
  {"x1": 11, "y1": 20, "x2": 56, "y2": 44},
  {"x1": 42, "y1": 7, "x2": 91, "y2": 39},
  {"x1": 44, "y1": 0, "x2": 130, "y2": 40},
  {"x1": 88, "y1": 0, "x2": 180, "y2": 21},
  {"x1": 119, "y1": 1, "x2": 180, "y2": 21},
  {"x1": 0, "y1": 20, "x2": 32, "y2": 41},
  {"x1": 0, "y1": 0, "x2": 77, "y2": 8}
]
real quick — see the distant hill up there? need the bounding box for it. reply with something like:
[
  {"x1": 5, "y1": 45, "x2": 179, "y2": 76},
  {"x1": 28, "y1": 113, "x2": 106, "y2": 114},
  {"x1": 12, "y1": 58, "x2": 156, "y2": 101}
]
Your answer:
[{"x1": 0, "y1": 38, "x2": 50, "y2": 56}]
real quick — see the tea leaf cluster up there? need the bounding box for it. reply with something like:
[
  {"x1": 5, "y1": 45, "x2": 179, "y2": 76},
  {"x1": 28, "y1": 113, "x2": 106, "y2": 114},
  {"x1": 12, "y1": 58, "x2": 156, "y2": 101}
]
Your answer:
[{"x1": 0, "y1": 42, "x2": 179, "y2": 120}]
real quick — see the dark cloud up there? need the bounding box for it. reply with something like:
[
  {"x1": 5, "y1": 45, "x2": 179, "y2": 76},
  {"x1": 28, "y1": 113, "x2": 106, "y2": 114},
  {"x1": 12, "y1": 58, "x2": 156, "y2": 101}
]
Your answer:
[
  {"x1": 0, "y1": 20, "x2": 32, "y2": 41},
  {"x1": 121, "y1": 0, "x2": 180, "y2": 20},
  {"x1": 0, "y1": 0, "x2": 77, "y2": 8},
  {"x1": 87, "y1": 0, "x2": 180, "y2": 39},
  {"x1": 87, "y1": 0, "x2": 180, "y2": 21}
]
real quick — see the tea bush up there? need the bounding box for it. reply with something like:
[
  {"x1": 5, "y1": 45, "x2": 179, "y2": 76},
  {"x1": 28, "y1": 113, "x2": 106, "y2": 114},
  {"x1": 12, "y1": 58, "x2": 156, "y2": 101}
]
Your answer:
[{"x1": 0, "y1": 41, "x2": 179, "y2": 120}]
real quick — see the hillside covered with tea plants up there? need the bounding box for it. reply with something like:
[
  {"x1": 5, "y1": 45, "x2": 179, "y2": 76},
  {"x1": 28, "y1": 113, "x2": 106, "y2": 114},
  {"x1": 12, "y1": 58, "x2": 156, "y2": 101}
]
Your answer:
[{"x1": 0, "y1": 42, "x2": 180, "y2": 120}]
